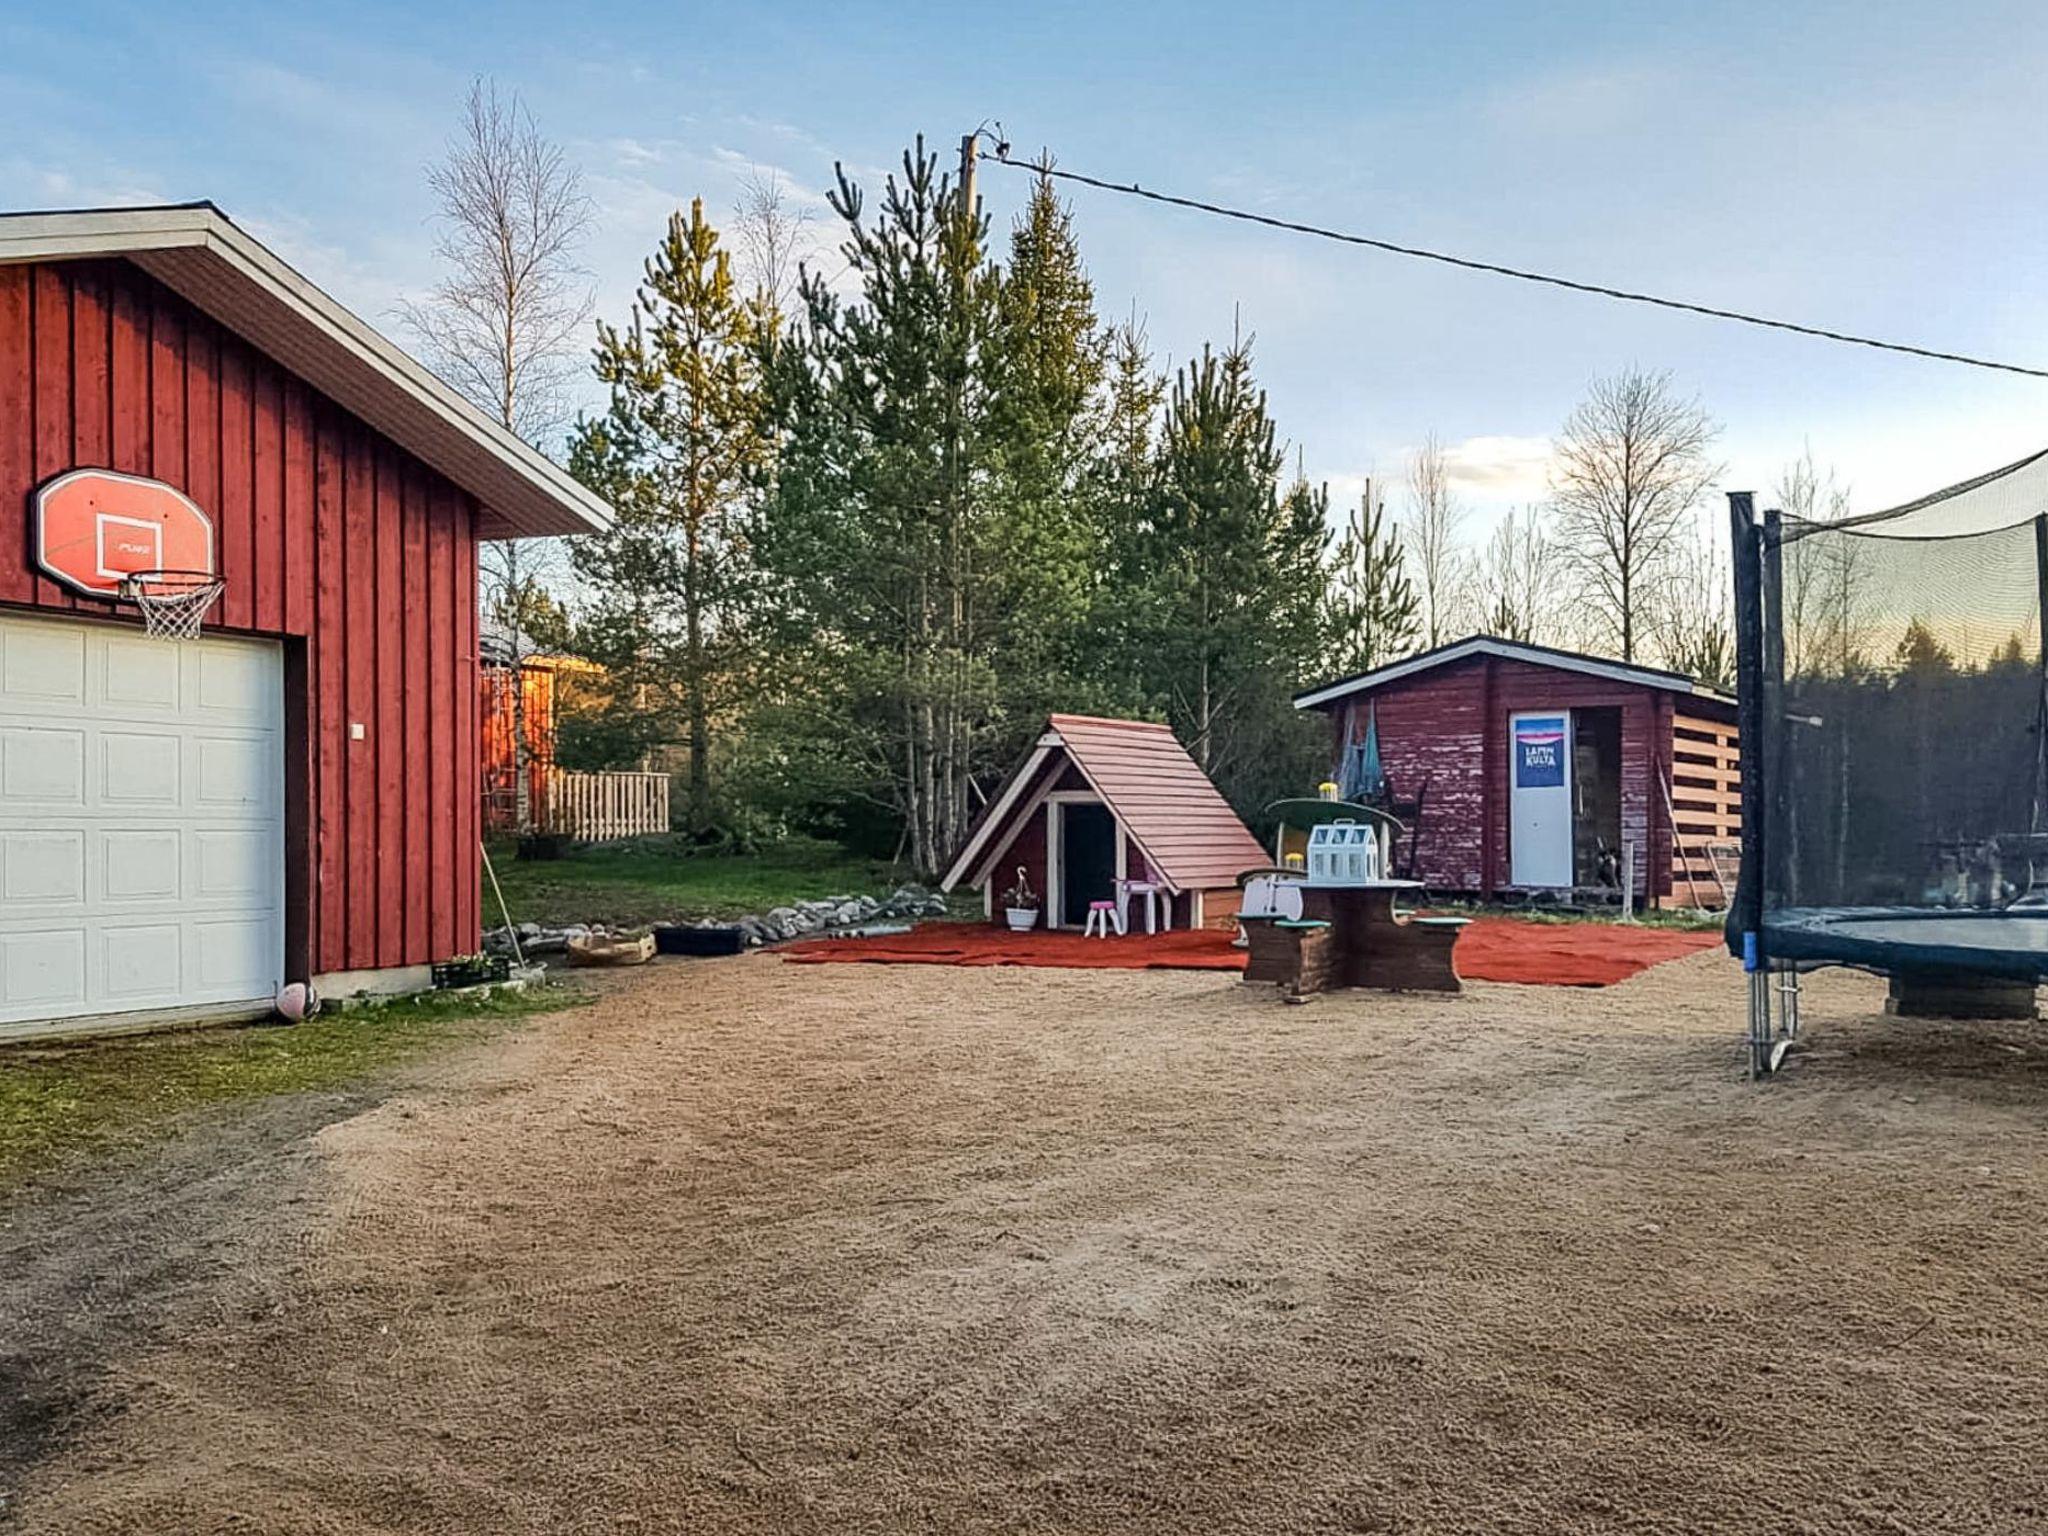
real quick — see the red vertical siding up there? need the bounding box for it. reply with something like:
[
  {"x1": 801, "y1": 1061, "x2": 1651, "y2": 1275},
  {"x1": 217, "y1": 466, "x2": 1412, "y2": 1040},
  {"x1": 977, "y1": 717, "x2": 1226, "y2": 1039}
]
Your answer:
[
  {"x1": 0, "y1": 259, "x2": 485, "y2": 975},
  {"x1": 426, "y1": 483, "x2": 456, "y2": 960},
  {"x1": 0, "y1": 270, "x2": 30, "y2": 609},
  {"x1": 374, "y1": 446, "x2": 405, "y2": 966},
  {"x1": 1343, "y1": 664, "x2": 1490, "y2": 891},
  {"x1": 401, "y1": 467, "x2": 430, "y2": 957},
  {"x1": 214, "y1": 337, "x2": 252, "y2": 632},
  {"x1": 30, "y1": 268, "x2": 73, "y2": 612}
]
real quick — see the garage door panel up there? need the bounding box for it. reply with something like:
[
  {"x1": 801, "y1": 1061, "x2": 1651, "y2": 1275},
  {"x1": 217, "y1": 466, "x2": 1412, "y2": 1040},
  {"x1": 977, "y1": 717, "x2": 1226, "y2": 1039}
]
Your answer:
[
  {"x1": 0, "y1": 928, "x2": 88, "y2": 1015},
  {"x1": 193, "y1": 735, "x2": 273, "y2": 810},
  {"x1": 195, "y1": 827, "x2": 274, "y2": 902},
  {"x1": 0, "y1": 614, "x2": 282, "y2": 1027},
  {"x1": 2, "y1": 624, "x2": 86, "y2": 703},
  {"x1": 102, "y1": 731, "x2": 182, "y2": 805},
  {"x1": 102, "y1": 922, "x2": 183, "y2": 1001},
  {"x1": 102, "y1": 827, "x2": 181, "y2": 901},
  {"x1": 103, "y1": 637, "x2": 181, "y2": 711},
  {"x1": 1, "y1": 726, "x2": 86, "y2": 805},
  {"x1": 191, "y1": 917, "x2": 276, "y2": 993},
  {"x1": 2, "y1": 829, "x2": 86, "y2": 905},
  {"x1": 194, "y1": 646, "x2": 275, "y2": 719}
]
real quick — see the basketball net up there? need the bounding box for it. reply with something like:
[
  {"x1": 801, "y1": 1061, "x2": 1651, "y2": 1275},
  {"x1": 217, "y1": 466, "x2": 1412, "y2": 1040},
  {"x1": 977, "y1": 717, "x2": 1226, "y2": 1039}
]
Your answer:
[{"x1": 119, "y1": 569, "x2": 225, "y2": 641}]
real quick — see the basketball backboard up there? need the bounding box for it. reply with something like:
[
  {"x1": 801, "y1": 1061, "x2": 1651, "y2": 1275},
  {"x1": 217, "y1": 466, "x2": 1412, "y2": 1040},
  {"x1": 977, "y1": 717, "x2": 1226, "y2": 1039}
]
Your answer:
[{"x1": 33, "y1": 468, "x2": 215, "y2": 599}]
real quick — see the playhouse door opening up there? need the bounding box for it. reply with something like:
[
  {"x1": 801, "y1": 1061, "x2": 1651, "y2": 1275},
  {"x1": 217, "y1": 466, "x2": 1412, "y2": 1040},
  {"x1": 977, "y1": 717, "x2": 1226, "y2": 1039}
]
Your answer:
[
  {"x1": 1060, "y1": 802, "x2": 1118, "y2": 927},
  {"x1": 1572, "y1": 707, "x2": 1624, "y2": 890}
]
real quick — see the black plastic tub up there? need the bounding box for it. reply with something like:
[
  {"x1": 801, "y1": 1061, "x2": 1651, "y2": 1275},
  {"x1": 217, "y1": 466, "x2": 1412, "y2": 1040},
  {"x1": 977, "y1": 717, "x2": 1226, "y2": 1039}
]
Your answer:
[
  {"x1": 433, "y1": 955, "x2": 512, "y2": 988},
  {"x1": 654, "y1": 923, "x2": 748, "y2": 957}
]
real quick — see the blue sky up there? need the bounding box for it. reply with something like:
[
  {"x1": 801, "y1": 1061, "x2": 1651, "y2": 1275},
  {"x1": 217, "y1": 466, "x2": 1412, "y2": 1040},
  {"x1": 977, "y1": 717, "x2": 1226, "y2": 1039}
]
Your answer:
[{"x1": 6, "y1": 0, "x2": 2047, "y2": 537}]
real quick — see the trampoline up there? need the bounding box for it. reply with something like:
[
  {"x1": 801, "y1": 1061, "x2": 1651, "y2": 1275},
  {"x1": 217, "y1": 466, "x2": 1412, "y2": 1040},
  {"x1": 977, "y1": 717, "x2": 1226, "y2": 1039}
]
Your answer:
[{"x1": 1729, "y1": 449, "x2": 2048, "y2": 1071}]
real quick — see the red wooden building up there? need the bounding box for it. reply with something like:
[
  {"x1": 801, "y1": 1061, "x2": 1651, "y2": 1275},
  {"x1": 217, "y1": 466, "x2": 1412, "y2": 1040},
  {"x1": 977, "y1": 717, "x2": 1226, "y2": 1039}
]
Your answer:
[
  {"x1": 942, "y1": 715, "x2": 1267, "y2": 929},
  {"x1": 1294, "y1": 637, "x2": 1740, "y2": 907},
  {"x1": 0, "y1": 205, "x2": 609, "y2": 1039}
]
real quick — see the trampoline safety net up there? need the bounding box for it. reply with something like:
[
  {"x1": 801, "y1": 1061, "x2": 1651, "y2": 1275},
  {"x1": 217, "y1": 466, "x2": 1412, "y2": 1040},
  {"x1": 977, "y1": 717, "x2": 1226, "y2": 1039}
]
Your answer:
[{"x1": 1730, "y1": 450, "x2": 2048, "y2": 963}]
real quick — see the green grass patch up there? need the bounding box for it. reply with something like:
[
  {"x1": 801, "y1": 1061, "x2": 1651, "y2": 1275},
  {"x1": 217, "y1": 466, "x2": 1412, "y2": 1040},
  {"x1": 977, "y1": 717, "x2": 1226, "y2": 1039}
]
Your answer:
[
  {"x1": 484, "y1": 834, "x2": 924, "y2": 929},
  {"x1": 0, "y1": 984, "x2": 585, "y2": 1192}
]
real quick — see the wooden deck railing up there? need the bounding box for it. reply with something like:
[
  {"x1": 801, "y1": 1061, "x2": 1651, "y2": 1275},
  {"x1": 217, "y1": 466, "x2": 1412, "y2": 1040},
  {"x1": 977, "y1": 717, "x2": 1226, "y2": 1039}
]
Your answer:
[{"x1": 543, "y1": 769, "x2": 672, "y2": 842}]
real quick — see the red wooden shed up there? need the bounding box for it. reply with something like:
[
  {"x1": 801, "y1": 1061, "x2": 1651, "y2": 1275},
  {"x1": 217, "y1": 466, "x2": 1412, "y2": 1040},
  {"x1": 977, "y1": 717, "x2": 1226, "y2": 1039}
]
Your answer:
[
  {"x1": 1294, "y1": 637, "x2": 1740, "y2": 907},
  {"x1": 941, "y1": 715, "x2": 1268, "y2": 930},
  {"x1": 0, "y1": 204, "x2": 609, "y2": 1040}
]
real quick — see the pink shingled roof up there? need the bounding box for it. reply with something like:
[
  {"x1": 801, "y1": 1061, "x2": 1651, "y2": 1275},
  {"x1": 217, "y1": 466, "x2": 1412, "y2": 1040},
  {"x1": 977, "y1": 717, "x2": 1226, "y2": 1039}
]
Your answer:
[{"x1": 1047, "y1": 714, "x2": 1269, "y2": 891}]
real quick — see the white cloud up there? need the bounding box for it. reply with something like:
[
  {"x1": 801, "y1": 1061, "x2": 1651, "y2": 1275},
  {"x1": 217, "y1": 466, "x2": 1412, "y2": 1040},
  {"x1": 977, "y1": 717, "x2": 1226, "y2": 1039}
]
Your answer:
[{"x1": 1439, "y1": 435, "x2": 1553, "y2": 501}]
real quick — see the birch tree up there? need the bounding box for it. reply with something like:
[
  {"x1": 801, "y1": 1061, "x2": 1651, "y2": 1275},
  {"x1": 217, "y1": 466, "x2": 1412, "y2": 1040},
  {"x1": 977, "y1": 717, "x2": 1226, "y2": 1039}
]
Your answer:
[
  {"x1": 1404, "y1": 432, "x2": 1470, "y2": 648},
  {"x1": 1550, "y1": 368, "x2": 1719, "y2": 662},
  {"x1": 403, "y1": 78, "x2": 593, "y2": 834}
]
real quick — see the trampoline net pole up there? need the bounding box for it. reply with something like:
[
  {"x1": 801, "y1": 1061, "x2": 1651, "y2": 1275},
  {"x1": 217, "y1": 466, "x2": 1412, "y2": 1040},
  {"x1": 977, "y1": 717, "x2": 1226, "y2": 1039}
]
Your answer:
[
  {"x1": 1727, "y1": 492, "x2": 1766, "y2": 956},
  {"x1": 2033, "y1": 514, "x2": 2048, "y2": 892}
]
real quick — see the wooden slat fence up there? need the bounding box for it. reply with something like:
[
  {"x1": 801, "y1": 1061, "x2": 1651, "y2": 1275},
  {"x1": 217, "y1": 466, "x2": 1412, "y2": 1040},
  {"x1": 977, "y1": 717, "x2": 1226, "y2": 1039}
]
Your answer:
[{"x1": 543, "y1": 769, "x2": 672, "y2": 842}]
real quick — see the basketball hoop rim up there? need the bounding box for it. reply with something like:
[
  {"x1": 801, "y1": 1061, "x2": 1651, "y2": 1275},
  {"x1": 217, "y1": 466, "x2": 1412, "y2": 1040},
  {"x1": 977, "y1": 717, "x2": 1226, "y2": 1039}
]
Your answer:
[{"x1": 117, "y1": 567, "x2": 224, "y2": 600}]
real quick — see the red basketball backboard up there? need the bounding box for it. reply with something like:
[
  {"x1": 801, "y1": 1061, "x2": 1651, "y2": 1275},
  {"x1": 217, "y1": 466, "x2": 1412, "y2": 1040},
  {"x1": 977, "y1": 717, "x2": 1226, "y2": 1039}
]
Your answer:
[{"x1": 33, "y1": 469, "x2": 215, "y2": 599}]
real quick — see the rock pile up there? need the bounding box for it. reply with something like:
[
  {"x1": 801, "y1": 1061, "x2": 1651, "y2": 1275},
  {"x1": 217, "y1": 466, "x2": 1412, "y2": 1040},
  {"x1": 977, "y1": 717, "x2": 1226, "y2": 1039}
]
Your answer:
[
  {"x1": 484, "y1": 884, "x2": 948, "y2": 957},
  {"x1": 736, "y1": 885, "x2": 948, "y2": 946}
]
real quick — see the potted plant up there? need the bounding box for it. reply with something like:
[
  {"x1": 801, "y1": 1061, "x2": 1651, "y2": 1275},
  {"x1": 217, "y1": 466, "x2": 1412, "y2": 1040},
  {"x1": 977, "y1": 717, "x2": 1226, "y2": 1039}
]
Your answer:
[{"x1": 1002, "y1": 866, "x2": 1041, "y2": 932}]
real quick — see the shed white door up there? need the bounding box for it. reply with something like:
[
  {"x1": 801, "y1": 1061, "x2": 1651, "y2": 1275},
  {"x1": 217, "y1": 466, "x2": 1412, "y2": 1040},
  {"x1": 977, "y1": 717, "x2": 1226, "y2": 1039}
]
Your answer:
[
  {"x1": 0, "y1": 613, "x2": 284, "y2": 1033},
  {"x1": 1508, "y1": 710, "x2": 1574, "y2": 888}
]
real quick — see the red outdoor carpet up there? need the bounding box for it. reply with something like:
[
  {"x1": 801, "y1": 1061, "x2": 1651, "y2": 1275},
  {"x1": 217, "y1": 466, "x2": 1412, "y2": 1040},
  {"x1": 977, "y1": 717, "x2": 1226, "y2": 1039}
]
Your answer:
[{"x1": 782, "y1": 918, "x2": 1723, "y2": 988}]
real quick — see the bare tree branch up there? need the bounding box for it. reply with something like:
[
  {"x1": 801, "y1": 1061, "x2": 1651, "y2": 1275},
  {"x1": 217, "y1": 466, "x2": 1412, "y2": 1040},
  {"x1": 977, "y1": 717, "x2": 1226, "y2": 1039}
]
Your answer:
[
  {"x1": 1549, "y1": 368, "x2": 1721, "y2": 661},
  {"x1": 1404, "y1": 431, "x2": 1473, "y2": 648}
]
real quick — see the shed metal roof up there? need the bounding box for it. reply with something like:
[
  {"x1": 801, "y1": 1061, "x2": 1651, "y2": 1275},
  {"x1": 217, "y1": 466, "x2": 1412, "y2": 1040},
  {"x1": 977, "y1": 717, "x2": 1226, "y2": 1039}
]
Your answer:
[
  {"x1": 1293, "y1": 635, "x2": 1735, "y2": 713},
  {"x1": 942, "y1": 714, "x2": 1268, "y2": 894},
  {"x1": 0, "y1": 203, "x2": 611, "y2": 539}
]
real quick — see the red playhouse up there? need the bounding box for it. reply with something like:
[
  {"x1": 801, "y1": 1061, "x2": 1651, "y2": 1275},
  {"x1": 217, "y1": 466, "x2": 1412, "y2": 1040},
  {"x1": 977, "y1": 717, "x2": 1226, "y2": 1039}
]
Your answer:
[
  {"x1": 0, "y1": 204, "x2": 609, "y2": 1040},
  {"x1": 941, "y1": 715, "x2": 1267, "y2": 931},
  {"x1": 1294, "y1": 637, "x2": 1740, "y2": 908}
]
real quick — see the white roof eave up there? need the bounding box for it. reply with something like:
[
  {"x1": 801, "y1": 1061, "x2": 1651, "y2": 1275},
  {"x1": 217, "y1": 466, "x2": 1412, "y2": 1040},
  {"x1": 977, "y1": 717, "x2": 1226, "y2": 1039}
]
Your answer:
[
  {"x1": 0, "y1": 204, "x2": 612, "y2": 540},
  {"x1": 1293, "y1": 636, "x2": 1729, "y2": 711}
]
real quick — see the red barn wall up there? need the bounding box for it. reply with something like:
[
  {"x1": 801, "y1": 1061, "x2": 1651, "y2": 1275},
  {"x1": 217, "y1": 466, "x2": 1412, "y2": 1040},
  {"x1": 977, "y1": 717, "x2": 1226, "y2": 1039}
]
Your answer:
[
  {"x1": 0, "y1": 258, "x2": 482, "y2": 979},
  {"x1": 1335, "y1": 655, "x2": 1676, "y2": 900}
]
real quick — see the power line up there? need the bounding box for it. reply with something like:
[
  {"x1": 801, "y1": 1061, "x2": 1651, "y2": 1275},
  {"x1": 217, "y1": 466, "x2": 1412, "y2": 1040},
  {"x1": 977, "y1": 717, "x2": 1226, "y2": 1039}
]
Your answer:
[{"x1": 982, "y1": 148, "x2": 2048, "y2": 381}]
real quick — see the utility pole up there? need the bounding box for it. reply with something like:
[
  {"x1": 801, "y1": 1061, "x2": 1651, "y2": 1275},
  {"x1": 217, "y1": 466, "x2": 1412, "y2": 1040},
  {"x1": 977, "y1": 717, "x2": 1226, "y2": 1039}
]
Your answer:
[{"x1": 958, "y1": 131, "x2": 979, "y2": 220}]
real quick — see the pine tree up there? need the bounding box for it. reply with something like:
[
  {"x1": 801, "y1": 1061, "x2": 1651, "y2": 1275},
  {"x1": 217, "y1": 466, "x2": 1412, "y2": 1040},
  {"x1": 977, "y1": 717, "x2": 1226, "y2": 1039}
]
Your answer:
[
  {"x1": 756, "y1": 140, "x2": 1000, "y2": 874},
  {"x1": 566, "y1": 199, "x2": 769, "y2": 832},
  {"x1": 1326, "y1": 480, "x2": 1418, "y2": 674}
]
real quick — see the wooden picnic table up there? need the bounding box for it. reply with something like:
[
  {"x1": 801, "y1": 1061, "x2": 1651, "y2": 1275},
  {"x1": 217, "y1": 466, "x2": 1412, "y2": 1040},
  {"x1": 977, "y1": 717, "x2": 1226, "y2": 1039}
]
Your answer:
[{"x1": 1241, "y1": 878, "x2": 1466, "y2": 997}]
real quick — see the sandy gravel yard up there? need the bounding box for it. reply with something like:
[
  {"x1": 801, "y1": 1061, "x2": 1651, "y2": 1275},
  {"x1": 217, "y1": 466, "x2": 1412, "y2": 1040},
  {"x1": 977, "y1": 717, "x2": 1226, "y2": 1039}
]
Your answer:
[{"x1": 6, "y1": 948, "x2": 2047, "y2": 1534}]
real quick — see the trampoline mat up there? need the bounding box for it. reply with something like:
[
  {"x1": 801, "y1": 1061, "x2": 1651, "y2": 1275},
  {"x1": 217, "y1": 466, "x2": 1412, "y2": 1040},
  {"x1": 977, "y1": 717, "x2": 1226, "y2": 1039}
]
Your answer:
[{"x1": 1764, "y1": 907, "x2": 2048, "y2": 979}]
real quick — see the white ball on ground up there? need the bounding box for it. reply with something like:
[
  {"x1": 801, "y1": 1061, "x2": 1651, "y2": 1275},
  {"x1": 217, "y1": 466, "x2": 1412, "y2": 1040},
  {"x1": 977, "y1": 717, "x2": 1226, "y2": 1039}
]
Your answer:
[{"x1": 274, "y1": 981, "x2": 319, "y2": 1022}]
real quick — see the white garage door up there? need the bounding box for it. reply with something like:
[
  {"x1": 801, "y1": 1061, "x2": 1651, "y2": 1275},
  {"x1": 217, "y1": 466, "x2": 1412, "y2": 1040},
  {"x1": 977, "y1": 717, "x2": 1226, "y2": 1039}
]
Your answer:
[{"x1": 0, "y1": 612, "x2": 284, "y2": 1034}]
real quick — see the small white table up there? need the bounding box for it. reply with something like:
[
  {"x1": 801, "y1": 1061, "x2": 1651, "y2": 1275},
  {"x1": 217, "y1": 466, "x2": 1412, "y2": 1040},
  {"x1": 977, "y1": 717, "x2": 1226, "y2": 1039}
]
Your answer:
[{"x1": 1115, "y1": 878, "x2": 1167, "y2": 934}]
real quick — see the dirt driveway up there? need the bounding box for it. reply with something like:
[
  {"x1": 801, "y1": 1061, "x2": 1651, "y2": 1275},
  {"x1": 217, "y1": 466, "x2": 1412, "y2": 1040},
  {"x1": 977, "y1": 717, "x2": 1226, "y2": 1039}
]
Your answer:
[{"x1": 6, "y1": 951, "x2": 2047, "y2": 1533}]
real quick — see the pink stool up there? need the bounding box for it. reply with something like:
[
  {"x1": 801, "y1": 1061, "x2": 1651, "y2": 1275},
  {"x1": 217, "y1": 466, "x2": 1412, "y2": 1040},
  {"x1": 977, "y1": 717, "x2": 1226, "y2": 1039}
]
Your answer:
[{"x1": 1084, "y1": 899, "x2": 1123, "y2": 938}]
